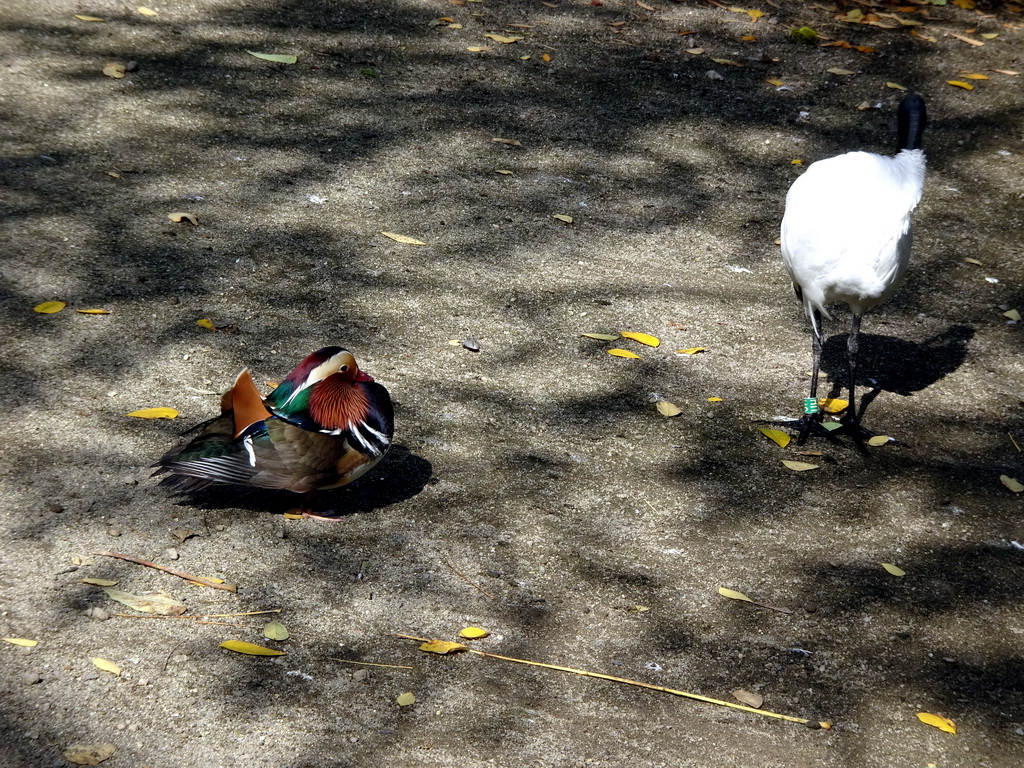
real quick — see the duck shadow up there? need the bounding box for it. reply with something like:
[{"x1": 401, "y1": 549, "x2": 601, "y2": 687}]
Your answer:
[
  {"x1": 820, "y1": 323, "x2": 973, "y2": 399},
  {"x1": 162, "y1": 444, "x2": 433, "y2": 518}
]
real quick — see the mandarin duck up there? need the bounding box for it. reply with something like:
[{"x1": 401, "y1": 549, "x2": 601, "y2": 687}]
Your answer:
[
  {"x1": 154, "y1": 347, "x2": 394, "y2": 518},
  {"x1": 781, "y1": 93, "x2": 926, "y2": 444}
]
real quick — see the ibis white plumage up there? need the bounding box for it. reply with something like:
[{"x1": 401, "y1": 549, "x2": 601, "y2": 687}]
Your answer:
[{"x1": 781, "y1": 94, "x2": 927, "y2": 443}]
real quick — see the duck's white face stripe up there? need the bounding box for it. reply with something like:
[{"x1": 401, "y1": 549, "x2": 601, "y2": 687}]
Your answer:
[{"x1": 280, "y1": 351, "x2": 350, "y2": 408}]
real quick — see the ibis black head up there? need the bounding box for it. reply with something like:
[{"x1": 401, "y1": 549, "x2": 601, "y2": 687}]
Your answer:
[{"x1": 897, "y1": 94, "x2": 926, "y2": 152}]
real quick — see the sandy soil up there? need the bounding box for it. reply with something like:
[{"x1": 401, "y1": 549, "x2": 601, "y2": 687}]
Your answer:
[{"x1": 1, "y1": 0, "x2": 1023, "y2": 766}]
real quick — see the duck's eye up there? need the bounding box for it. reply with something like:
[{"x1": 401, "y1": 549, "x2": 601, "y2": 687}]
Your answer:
[{"x1": 340, "y1": 365, "x2": 349, "y2": 372}]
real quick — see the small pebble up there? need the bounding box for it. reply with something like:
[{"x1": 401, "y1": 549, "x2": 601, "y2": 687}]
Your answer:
[
  {"x1": 47, "y1": 503, "x2": 64, "y2": 514},
  {"x1": 352, "y1": 669, "x2": 369, "y2": 682},
  {"x1": 165, "y1": 548, "x2": 179, "y2": 561},
  {"x1": 106, "y1": 527, "x2": 122, "y2": 538},
  {"x1": 85, "y1": 607, "x2": 111, "y2": 622},
  {"x1": 20, "y1": 672, "x2": 43, "y2": 685},
  {"x1": 81, "y1": 671, "x2": 99, "y2": 681}
]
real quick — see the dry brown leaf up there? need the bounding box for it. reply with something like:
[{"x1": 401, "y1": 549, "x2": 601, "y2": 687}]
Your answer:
[
  {"x1": 63, "y1": 743, "x2": 116, "y2": 766},
  {"x1": 80, "y1": 578, "x2": 118, "y2": 587},
  {"x1": 1000, "y1": 475, "x2": 1024, "y2": 493},
  {"x1": 782, "y1": 460, "x2": 820, "y2": 471},
  {"x1": 711, "y1": 58, "x2": 744, "y2": 67},
  {"x1": 948, "y1": 31, "x2": 984, "y2": 46},
  {"x1": 380, "y1": 231, "x2": 427, "y2": 245},
  {"x1": 718, "y1": 587, "x2": 753, "y2": 603},
  {"x1": 732, "y1": 688, "x2": 764, "y2": 708},
  {"x1": 92, "y1": 657, "x2": 121, "y2": 676},
  {"x1": 492, "y1": 137, "x2": 522, "y2": 146},
  {"x1": 101, "y1": 587, "x2": 186, "y2": 615},
  {"x1": 483, "y1": 34, "x2": 523, "y2": 44},
  {"x1": 656, "y1": 400, "x2": 682, "y2": 417}
]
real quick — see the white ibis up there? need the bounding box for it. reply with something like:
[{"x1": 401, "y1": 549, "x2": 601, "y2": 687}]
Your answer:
[{"x1": 781, "y1": 94, "x2": 927, "y2": 443}]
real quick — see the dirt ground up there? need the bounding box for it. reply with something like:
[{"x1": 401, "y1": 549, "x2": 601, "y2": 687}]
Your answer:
[{"x1": 1, "y1": 0, "x2": 1023, "y2": 766}]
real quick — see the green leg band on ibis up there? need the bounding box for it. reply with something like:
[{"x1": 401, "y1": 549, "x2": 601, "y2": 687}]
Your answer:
[{"x1": 803, "y1": 398, "x2": 820, "y2": 415}]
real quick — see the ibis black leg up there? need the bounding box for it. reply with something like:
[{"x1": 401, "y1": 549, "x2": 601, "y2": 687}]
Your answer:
[
  {"x1": 840, "y1": 314, "x2": 874, "y2": 446},
  {"x1": 796, "y1": 309, "x2": 825, "y2": 445}
]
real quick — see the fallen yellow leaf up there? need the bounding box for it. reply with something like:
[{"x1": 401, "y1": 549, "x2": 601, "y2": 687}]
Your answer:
[
  {"x1": 964, "y1": 257, "x2": 983, "y2": 266},
  {"x1": 959, "y1": 73, "x2": 989, "y2": 80},
  {"x1": 459, "y1": 626, "x2": 490, "y2": 639},
  {"x1": 380, "y1": 231, "x2": 427, "y2": 245},
  {"x1": 707, "y1": 396, "x2": 723, "y2": 402},
  {"x1": 34, "y1": 300, "x2": 67, "y2": 314},
  {"x1": 980, "y1": 33, "x2": 998, "y2": 40},
  {"x1": 718, "y1": 587, "x2": 753, "y2": 603},
  {"x1": 397, "y1": 692, "x2": 416, "y2": 706},
  {"x1": 127, "y1": 407, "x2": 179, "y2": 419},
  {"x1": 620, "y1": 331, "x2": 660, "y2": 347},
  {"x1": 419, "y1": 639, "x2": 468, "y2": 654},
  {"x1": 1003, "y1": 309, "x2": 1021, "y2": 321},
  {"x1": 947, "y1": 80, "x2": 974, "y2": 90},
  {"x1": 467, "y1": 46, "x2": 493, "y2": 52},
  {"x1": 101, "y1": 588, "x2": 186, "y2": 615},
  {"x1": 676, "y1": 347, "x2": 706, "y2": 355},
  {"x1": 711, "y1": 58, "x2": 744, "y2": 67},
  {"x1": 80, "y1": 578, "x2": 118, "y2": 587},
  {"x1": 542, "y1": 53, "x2": 551, "y2": 62},
  {"x1": 492, "y1": 137, "x2": 522, "y2": 146},
  {"x1": 760, "y1": 428, "x2": 791, "y2": 448},
  {"x1": 75, "y1": 15, "x2": 105, "y2": 22},
  {"x1": 886, "y1": 82, "x2": 907, "y2": 90},
  {"x1": 765, "y1": 77, "x2": 784, "y2": 86},
  {"x1": 686, "y1": 47, "x2": 705, "y2": 55},
  {"x1": 92, "y1": 657, "x2": 121, "y2": 676},
  {"x1": 167, "y1": 212, "x2": 198, "y2": 225},
  {"x1": 747, "y1": 9, "x2": 764, "y2": 21},
  {"x1": 656, "y1": 400, "x2": 682, "y2": 417},
  {"x1": 607, "y1": 348, "x2": 641, "y2": 359},
  {"x1": 881, "y1": 562, "x2": 906, "y2": 577},
  {"x1": 581, "y1": 332, "x2": 620, "y2": 341},
  {"x1": 552, "y1": 214, "x2": 573, "y2": 224},
  {"x1": 867, "y1": 435, "x2": 891, "y2": 446},
  {"x1": 3, "y1": 638, "x2": 39, "y2": 647},
  {"x1": 917, "y1": 712, "x2": 957, "y2": 734},
  {"x1": 196, "y1": 318, "x2": 216, "y2": 331},
  {"x1": 782, "y1": 460, "x2": 819, "y2": 471},
  {"x1": 818, "y1": 398, "x2": 849, "y2": 414},
  {"x1": 283, "y1": 512, "x2": 304, "y2": 520},
  {"x1": 219, "y1": 640, "x2": 287, "y2": 656},
  {"x1": 137, "y1": 6, "x2": 159, "y2": 15},
  {"x1": 827, "y1": 68, "x2": 856, "y2": 76},
  {"x1": 76, "y1": 308, "x2": 111, "y2": 315}
]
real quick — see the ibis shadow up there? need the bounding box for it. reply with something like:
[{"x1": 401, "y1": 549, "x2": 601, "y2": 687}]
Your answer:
[{"x1": 820, "y1": 323, "x2": 974, "y2": 400}]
